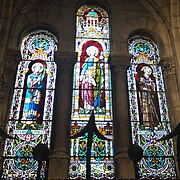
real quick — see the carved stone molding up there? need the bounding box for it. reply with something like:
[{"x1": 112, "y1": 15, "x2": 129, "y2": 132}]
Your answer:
[
  {"x1": 48, "y1": 147, "x2": 70, "y2": 179},
  {"x1": 49, "y1": 148, "x2": 70, "y2": 160},
  {"x1": 5, "y1": 50, "x2": 77, "y2": 74},
  {"x1": 110, "y1": 55, "x2": 131, "y2": 75},
  {"x1": 56, "y1": 53, "x2": 77, "y2": 73},
  {"x1": 161, "y1": 57, "x2": 175, "y2": 77},
  {"x1": 114, "y1": 149, "x2": 131, "y2": 162},
  {"x1": 5, "y1": 50, "x2": 21, "y2": 71}
]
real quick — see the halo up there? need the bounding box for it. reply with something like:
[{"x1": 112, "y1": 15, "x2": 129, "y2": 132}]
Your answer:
[
  {"x1": 32, "y1": 62, "x2": 44, "y2": 72},
  {"x1": 86, "y1": 46, "x2": 99, "y2": 56},
  {"x1": 141, "y1": 66, "x2": 152, "y2": 74}
]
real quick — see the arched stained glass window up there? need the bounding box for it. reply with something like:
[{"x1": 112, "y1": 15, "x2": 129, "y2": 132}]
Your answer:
[
  {"x1": 69, "y1": 5, "x2": 114, "y2": 179},
  {"x1": 2, "y1": 30, "x2": 58, "y2": 179},
  {"x1": 127, "y1": 35, "x2": 177, "y2": 179}
]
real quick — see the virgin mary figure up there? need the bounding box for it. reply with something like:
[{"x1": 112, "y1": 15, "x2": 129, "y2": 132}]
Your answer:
[{"x1": 79, "y1": 43, "x2": 105, "y2": 114}]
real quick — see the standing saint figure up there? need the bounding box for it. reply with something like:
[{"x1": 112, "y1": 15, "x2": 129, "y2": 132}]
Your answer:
[
  {"x1": 79, "y1": 45, "x2": 104, "y2": 114},
  {"x1": 137, "y1": 65, "x2": 159, "y2": 128},
  {"x1": 22, "y1": 62, "x2": 46, "y2": 122}
]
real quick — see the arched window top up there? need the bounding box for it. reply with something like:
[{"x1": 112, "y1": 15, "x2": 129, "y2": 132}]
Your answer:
[
  {"x1": 21, "y1": 30, "x2": 58, "y2": 61},
  {"x1": 128, "y1": 35, "x2": 160, "y2": 64},
  {"x1": 76, "y1": 5, "x2": 109, "y2": 39},
  {"x1": 77, "y1": 5, "x2": 109, "y2": 17}
]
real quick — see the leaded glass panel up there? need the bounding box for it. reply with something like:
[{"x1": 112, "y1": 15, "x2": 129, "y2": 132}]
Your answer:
[
  {"x1": 127, "y1": 35, "x2": 177, "y2": 179},
  {"x1": 2, "y1": 30, "x2": 57, "y2": 179},
  {"x1": 70, "y1": 5, "x2": 114, "y2": 179}
]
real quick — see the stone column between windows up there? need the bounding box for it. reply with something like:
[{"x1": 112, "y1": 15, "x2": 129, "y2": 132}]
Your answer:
[
  {"x1": 111, "y1": 56, "x2": 135, "y2": 179},
  {"x1": 48, "y1": 54, "x2": 76, "y2": 180},
  {"x1": 162, "y1": 58, "x2": 180, "y2": 126},
  {"x1": 162, "y1": 58, "x2": 180, "y2": 177}
]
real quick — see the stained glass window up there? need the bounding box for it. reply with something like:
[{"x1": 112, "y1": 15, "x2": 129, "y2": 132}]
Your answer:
[
  {"x1": 69, "y1": 5, "x2": 114, "y2": 179},
  {"x1": 127, "y1": 35, "x2": 177, "y2": 179},
  {"x1": 1, "y1": 30, "x2": 58, "y2": 179}
]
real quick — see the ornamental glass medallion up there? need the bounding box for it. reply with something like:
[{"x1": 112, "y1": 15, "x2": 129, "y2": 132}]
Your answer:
[
  {"x1": 2, "y1": 30, "x2": 58, "y2": 179},
  {"x1": 127, "y1": 35, "x2": 177, "y2": 179},
  {"x1": 70, "y1": 5, "x2": 114, "y2": 179}
]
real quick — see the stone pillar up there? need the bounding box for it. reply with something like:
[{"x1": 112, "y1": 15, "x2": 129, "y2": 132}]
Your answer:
[
  {"x1": 0, "y1": 74, "x2": 5, "y2": 165},
  {"x1": 0, "y1": 74, "x2": 5, "y2": 100},
  {"x1": 162, "y1": 58, "x2": 180, "y2": 177},
  {"x1": 3, "y1": 51, "x2": 20, "y2": 127},
  {"x1": 162, "y1": 58, "x2": 180, "y2": 127},
  {"x1": 0, "y1": 74, "x2": 5, "y2": 125},
  {"x1": 170, "y1": 0, "x2": 180, "y2": 91},
  {"x1": 111, "y1": 56, "x2": 135, "y2": 179},
  {"x1": 48, "y1": 54, "x2": 76, "y2": 180}
]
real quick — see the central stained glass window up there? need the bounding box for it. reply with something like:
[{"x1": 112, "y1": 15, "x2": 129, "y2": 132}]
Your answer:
[{"x1": 69, "y1": 5, "x2": 114, "y2": 179}]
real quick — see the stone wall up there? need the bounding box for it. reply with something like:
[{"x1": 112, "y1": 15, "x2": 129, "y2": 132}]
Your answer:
[{"x1": 0, "y1": 0, "x2": 179, "y2": 179}]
